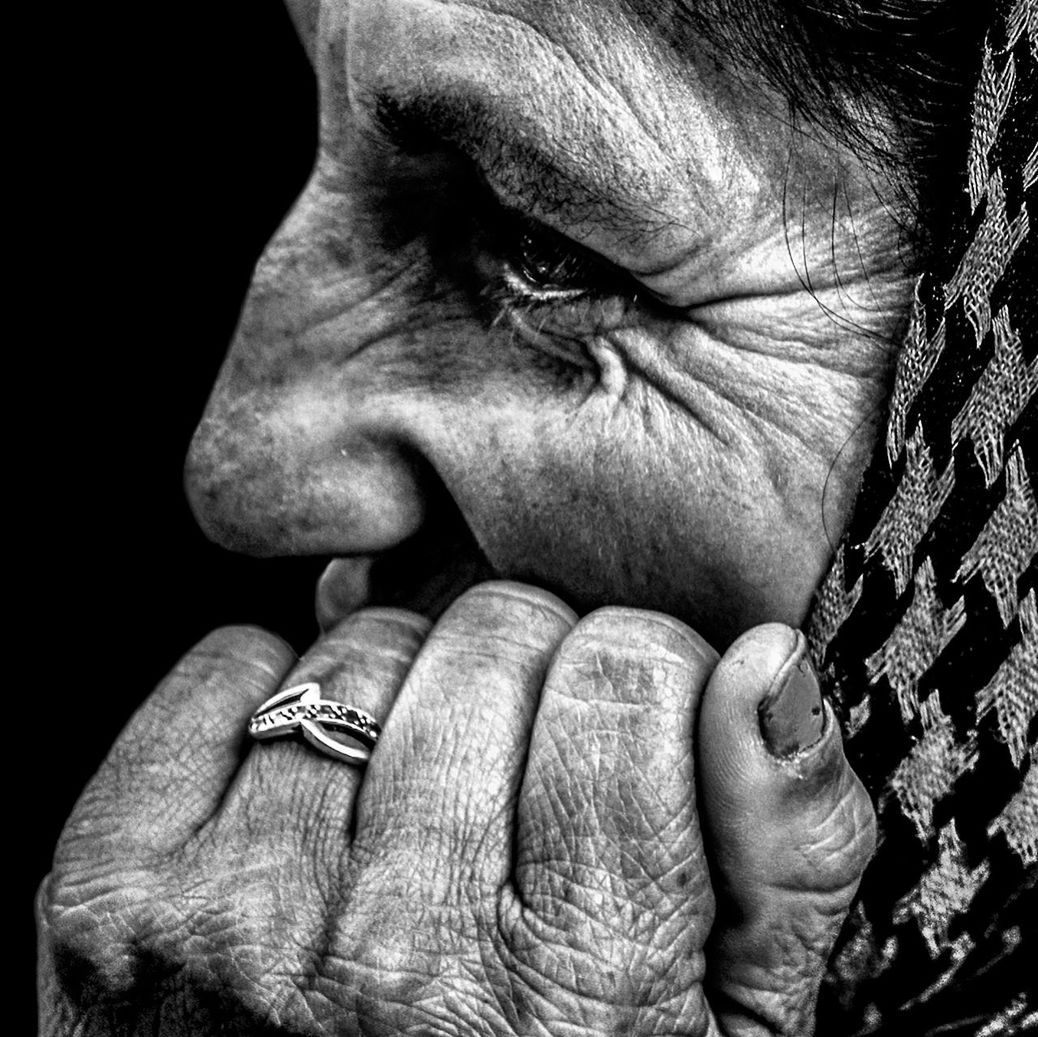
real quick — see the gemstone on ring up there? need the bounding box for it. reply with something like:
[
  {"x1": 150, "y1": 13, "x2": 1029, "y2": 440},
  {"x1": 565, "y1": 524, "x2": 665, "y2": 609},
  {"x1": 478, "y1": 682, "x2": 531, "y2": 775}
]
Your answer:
[{"x1": 248, "y1": 683, "x2": 381, "y2": 765}]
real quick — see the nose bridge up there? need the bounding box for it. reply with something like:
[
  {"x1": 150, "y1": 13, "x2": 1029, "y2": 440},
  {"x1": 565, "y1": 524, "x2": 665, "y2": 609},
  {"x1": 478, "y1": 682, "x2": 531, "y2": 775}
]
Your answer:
[
  {"x1": 282, "y1": 0, "x2": 320, "y2": 61},
  {"x1": 185, "y1": 0, "x2": 462, "y2": 558},
  {"x1": 243, "y1": 173, "x2": 366, "y2": 358},
  {"x1": 235, "y1": 154, "x2": 436, "y2": 388},
  {"x1": 185, "y1": 171, "x2": 432, "y2": 557}
]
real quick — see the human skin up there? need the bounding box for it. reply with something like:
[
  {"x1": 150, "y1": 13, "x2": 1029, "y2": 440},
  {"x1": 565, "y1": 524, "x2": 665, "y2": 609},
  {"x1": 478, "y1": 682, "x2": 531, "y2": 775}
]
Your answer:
[
  {"x1": 41, "y1": 0, "x2": 909, "y2": 1032},
  {"x1": 185, "y1": 0, "x2": 914, "y2": 648},
  {"x1": 40, "y1": 598, "x2": 876, "y2": 1035}
]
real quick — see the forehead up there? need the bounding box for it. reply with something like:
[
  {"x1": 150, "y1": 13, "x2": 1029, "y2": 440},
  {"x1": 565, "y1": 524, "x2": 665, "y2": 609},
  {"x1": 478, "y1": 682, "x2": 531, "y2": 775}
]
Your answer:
[{"x1": 316, "y1": 0, "x2": 784, "y2": 267}]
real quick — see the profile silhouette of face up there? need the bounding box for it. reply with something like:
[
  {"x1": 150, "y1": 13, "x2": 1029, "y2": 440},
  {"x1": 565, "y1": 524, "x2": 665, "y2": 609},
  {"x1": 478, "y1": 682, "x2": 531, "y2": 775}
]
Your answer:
[{"x1": 187, "y1": 0, "x2": 913, "y2": 648}]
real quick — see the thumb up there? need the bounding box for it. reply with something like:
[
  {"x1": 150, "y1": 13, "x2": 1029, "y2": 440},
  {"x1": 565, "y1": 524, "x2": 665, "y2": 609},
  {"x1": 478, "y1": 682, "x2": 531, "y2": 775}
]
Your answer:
[{"x1": 697, "y1": 623, "x2": 876, "y2": 1037}]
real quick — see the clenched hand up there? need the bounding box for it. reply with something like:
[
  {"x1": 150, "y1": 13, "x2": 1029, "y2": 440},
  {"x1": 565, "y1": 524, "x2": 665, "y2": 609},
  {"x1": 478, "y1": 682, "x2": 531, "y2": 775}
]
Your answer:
[{"x1": 39, "y1": 583, "x2": 875, "y2": 1036}]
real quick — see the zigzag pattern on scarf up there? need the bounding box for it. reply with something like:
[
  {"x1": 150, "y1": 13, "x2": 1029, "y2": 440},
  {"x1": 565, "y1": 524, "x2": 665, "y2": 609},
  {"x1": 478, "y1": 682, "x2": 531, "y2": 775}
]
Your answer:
[{"x1": 806, "y1": 1, "x2": 1037, "y2": 1033}]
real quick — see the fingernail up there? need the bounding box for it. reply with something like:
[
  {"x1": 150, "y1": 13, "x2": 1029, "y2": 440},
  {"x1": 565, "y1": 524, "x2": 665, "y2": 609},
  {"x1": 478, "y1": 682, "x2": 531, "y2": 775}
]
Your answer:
[{"x1": 758, "y1": 632, "x2": 825, "y2": 757}]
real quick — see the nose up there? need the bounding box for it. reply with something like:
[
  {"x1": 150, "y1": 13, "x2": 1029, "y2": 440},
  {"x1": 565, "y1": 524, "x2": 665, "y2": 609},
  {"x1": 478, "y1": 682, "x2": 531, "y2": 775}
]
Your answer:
[{"x1": 184, "y1": 166, "x2": 436, "y2": 560}]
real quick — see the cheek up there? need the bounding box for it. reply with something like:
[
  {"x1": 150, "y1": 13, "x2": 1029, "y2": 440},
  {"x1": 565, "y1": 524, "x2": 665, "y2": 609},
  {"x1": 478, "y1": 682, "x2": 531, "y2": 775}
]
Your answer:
[{"x1": 412, "y1": 392, "x2": 834, "y2": 649}]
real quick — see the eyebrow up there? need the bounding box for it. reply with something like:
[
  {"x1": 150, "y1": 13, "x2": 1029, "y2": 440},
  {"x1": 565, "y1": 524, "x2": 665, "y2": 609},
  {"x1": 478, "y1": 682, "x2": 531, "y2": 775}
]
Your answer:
[{"x1": 365, "y1": 87, "x2": 684, "y2": 250}]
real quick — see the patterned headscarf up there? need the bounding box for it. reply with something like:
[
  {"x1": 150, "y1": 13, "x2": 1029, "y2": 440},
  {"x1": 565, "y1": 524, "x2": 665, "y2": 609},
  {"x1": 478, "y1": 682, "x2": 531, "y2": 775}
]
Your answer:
[{"x1": 806, "y1": 1, "x2": 1036, "y2": 1032}]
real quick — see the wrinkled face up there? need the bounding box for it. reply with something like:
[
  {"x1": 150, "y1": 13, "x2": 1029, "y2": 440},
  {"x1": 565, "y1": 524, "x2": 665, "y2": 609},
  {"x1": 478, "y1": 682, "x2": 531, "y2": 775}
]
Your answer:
[{"x1": 187, "y1": 0, "x2": 913, "y2": 649}]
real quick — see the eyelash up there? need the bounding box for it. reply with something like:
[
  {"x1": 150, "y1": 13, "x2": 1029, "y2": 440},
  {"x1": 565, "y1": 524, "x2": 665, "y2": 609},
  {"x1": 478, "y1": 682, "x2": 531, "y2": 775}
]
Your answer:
[
  {"x1": 473, "y1": 206, "x2": 639, "y2": 363},
  {"x1": 494, "y1": 209, "x2": 623, "y2": 300},
  {"x1": 502, "y1": 216, "x2": 606, "y2": 298}
]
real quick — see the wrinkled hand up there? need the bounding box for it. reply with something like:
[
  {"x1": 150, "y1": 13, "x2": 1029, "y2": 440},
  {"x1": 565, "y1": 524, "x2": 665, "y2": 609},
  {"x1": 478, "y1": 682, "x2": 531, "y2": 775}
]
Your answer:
[{"x1": 39, "y1": 583, "x2": 875, "y2": 1036}]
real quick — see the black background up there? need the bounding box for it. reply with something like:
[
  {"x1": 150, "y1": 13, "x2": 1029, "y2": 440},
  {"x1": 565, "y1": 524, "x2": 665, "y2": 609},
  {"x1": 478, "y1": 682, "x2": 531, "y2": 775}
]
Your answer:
[{"x1": 29, "y1": 2, "x2": 324, "y2": 1026}]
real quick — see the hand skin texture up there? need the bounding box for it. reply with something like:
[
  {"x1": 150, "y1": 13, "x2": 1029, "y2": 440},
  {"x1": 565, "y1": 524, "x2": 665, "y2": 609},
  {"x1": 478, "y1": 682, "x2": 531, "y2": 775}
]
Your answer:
[{"x1": 39, "y1": 584, "x2": 875, "y2": 1036}]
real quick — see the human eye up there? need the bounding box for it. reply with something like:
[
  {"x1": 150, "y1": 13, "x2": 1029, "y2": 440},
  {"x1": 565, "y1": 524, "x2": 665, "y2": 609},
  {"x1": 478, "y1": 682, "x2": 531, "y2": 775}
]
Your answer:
[
  {"x1": 495, "y1": 210, "x2": 613, "y2": 301},
  {"x1": 469, "y1": 203, "x2": 641, "y2": 369}
]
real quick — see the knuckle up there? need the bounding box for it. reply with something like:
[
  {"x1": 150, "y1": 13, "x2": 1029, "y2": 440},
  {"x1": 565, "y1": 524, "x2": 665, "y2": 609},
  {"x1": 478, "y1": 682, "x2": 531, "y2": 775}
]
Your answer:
[
  {"x1": 322, "y1": 609, "x2": 431, "y2": 666},
  {"x1": 40, "y1": 853, "x2": 316, "y2": 1028},
  {"x1": 580, "y1": 607, "x2": 715, "y2": 661},
  {"x1": 40, "y1": 868, "x2": 161, "y2": 1002},
  {"x1": 290, "y1": 607, "x2": 430, "y2": 687},
  {"x1": 422, "y1": 581, "x2": 576, "y2": 669},
  {"x1": 553, "y1": 608, "x2": 715, "y2": 705},
  {"x1": 193, "y1": 622, "x2": 292, "y2": 657},
  {"x1": 790, "y1": 732, "x2": 878, "y2": 877},
  {"x1": 182, "y1": 625, "x2": 296, "y2": 685},
  {"x1": 346, "y1": 606, "x2": 433, "y2": 640},
  {"x1": 314, "y1": 863, "x2": 509, "y2": 1034},
  {"x1": 781, "y1": 770, "x2": 878, "y2": 905},
  {"x1": 715, "y1": 963, "x2": 820, "y2": 1037},
  {"x1": 501, "y1": 903, "x2": 707, "y2": 1032},
  {"x1": 319, "y1": 909, "x2": 455, "y2": 1032},
  {"x1": 450, "y1": 580, "x2": 578, "y2": 628},
  {"x1": 834, "y1": 769, "x2": 879, "y2": 873}
]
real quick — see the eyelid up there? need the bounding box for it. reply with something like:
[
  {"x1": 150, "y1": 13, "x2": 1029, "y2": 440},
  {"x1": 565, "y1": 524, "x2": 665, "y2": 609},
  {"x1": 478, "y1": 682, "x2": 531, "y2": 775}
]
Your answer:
[
  {"x1": 492, "y1": 205, "x2": 630, "y2": 298},
  {"x1": 464, "y1": 181, "x2": 695, "y2": 340}
]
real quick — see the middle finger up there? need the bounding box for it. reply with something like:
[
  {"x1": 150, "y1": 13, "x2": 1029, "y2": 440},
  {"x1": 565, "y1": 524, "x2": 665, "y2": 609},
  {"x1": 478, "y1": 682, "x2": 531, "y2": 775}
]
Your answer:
[{"x1": 353, "y1": 581, "x2": 577, "y2": 889}]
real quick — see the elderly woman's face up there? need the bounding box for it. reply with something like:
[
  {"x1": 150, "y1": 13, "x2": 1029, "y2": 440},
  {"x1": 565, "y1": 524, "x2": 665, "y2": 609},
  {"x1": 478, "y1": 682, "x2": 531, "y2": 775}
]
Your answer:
[{"x1": 187, "y1": 0, "x2": 912, "y2": 648}]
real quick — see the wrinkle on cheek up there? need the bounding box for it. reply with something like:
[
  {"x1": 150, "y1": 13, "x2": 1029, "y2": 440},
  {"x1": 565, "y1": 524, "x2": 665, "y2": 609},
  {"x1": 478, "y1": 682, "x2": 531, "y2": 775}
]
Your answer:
[
  {"x1": 587, "y1": 337, "x2": 628, "y2": 400},
  {"x1": 613, "y1": 314, "x2": 889, "y2": 526},
  {"x1": 601, "y1": 330, "x2": 742, "y2": 453},
  {"x1": 471, "y1": 387, "x2": 822, "y2": 638}
]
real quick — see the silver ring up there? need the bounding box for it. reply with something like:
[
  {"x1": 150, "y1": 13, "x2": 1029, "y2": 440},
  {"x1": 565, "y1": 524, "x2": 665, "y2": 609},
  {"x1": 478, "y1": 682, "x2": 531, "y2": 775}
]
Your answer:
[{"x1": 248, "y1": 682, "x2": 381, "y2": 765}]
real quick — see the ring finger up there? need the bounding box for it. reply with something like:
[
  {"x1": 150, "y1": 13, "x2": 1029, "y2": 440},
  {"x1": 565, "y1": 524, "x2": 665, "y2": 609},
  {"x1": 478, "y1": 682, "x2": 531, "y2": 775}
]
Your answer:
[{"x1": 220, "y1": 606, "x2": 431, "y2": 850}]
